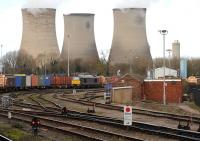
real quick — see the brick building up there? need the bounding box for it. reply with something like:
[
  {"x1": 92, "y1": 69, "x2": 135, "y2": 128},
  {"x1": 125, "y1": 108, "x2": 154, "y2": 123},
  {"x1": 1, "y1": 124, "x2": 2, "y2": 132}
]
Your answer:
[
  {"x1": 143, "y1": 79, "x2": 183, "y2": 103},
  {"x1": 112, "y1": 73, "x2": 144, "y2": 101}
]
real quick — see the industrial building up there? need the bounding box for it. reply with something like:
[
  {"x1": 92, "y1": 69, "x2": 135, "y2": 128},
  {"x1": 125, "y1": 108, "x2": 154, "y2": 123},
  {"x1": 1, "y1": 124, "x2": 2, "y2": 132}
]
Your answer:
[
  {"x1": 20, "y1": 8, "x2": 60, "y2": 62},
  {"x1": 154, "y1": 67, "x2": 178, "y2": 79},
  {"x1": 143, "y1": 79, "x2": 183, "y2": 103},
  {"x1": 172, "y1": 40, "x2": 180, "y2": 59},
  {"x1": 111, "y1": 73, "x2": 144, "y2": 101},
  {"x1": 109, "y1": 8, "x2": 152, "y2": 72},
  {"x1": 61, "y1": 13, "x2": 99, "y2": 63}
]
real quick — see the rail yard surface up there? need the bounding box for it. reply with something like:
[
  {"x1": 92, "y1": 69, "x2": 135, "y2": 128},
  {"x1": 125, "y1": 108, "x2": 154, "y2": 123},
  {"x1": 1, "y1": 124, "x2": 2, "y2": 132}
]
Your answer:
[{"x1": 1, "y1": 89, "x2": 200, "y2": 141}]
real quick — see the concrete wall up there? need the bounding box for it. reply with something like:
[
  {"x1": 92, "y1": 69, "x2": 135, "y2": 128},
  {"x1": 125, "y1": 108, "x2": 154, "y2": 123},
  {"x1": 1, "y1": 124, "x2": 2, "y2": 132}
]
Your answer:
[
  {"x1": 111, "y1": 86, "x2": 133, "y2": 105},
  {"x1": 61, "y1": 14, "x2": 99, "y2": 63},
  {"x1": 20, "y1": 8, "x2": 60, "y2": 62},
  {"x1": 109, "y1": 8, "x2": 152, "y2": 68}
]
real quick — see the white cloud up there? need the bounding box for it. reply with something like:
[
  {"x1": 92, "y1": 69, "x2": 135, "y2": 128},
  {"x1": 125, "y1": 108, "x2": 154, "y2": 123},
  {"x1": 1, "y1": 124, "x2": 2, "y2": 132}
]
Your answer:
[{"x1": 0, "y1": 6, "x2": 22, "y2": 54}]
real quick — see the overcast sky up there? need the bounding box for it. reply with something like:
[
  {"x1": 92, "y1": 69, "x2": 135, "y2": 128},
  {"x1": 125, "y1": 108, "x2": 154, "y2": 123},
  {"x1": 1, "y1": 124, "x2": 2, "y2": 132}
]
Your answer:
[{"x1": 0, "y1": 0, "x2": 200, "y2": 58}]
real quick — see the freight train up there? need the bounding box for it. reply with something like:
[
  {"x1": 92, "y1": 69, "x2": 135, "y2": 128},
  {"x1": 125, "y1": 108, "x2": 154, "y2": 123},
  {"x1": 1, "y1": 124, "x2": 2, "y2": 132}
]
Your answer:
[{"x1": 0, "y1": 74, "x2": 105, "y2": 92}]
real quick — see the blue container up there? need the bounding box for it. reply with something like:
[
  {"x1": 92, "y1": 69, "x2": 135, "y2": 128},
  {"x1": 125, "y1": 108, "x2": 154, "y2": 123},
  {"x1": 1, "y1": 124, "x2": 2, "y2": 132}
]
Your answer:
[
  {"x1": 39, "y1": 75, "x2": 51, "y2": 87},
  {"x1": 15, "y1": 74, "x2": 26, "y2": 88},
  {"x1": 104, "y1": 83, "x2": 112, "y2": 90},
  {"x1": 43, "y1": 75, "x2": 51, "y2": 87}
]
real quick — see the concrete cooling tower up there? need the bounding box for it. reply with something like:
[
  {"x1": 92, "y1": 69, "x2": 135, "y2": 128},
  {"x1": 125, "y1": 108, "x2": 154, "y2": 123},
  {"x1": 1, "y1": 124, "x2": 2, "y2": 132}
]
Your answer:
[
  {"x1": 61, "y1": 14, "x2": 99, "y2": 63},
  {"x1": 20, "y1": 8, "x2": 60, "y2": 61},
  {"x1": 109, "y1": 8, "x2": 152, "y2": 70}
]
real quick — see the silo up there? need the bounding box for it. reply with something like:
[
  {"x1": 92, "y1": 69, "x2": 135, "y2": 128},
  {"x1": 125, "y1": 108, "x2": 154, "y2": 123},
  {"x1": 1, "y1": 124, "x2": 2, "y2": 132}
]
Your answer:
[
  {"x1": 20, "y1": 8, "x2": 60, "y2": 62},
  {"x1": 61, "y1": 13, "x2": 99, "y2": 63},
  {"x1": 180, "y1": 58, "x2": 187, "y2": 78},
  {"x1": 172, "y1": 40, "x2": 180, "y2": 59},
  {"x1": 109, "y1": 8, "x2": 152, "y2": 74}
]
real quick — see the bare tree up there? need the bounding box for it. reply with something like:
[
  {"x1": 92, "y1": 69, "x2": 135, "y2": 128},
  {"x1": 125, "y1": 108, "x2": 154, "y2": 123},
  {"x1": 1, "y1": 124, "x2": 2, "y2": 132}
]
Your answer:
[
  {"x1": 1, "y1": 51, "x2": 18, "y2": 74},
  {"x1": 187, "y1": 58, "x2": 200, "y2": 76},
  {"x1": 16, "y1": 50, "x2": 36, "y2": 74}
]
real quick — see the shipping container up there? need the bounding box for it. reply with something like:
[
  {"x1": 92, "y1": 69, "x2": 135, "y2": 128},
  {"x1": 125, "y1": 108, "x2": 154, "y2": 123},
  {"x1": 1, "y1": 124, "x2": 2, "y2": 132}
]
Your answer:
[
  {"x1": 0, "y1": 75, "x2": 6, "y2": 88},
  {"x1": 51, "y1": 75, "x2": 69, "y2": 88},
  {"x1": 14, "y1": 74, "x2": 26, "y2": 88},
  {"x1": 31, "y1": 74, "x2": 39, "y2": 88},
  {"x1": 43, "y1": 75, "x2": 51, "y2": 87},
  {"x1": 39, "y1": 75, "x2": 51, "y2": 88},
  {"x1": 26, "y1": 75, "x2": 31, "y2": 87},
  {"x1": 65, "y1": 76, "x2": 72, "y2": 88},
  {"x1": 38, "y1": 75, "x2": 43, "y2": 87},
  {"x1": 6, "y1": 75, "x2": 15, "y2": 88}
]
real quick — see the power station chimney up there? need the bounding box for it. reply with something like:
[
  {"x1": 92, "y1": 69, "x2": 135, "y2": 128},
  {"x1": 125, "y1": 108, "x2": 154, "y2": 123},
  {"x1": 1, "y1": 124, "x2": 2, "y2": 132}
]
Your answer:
[
  {"x1": 109, "y1": 8, "x2": 152, "y2": 75},
  {"x1": 20, "y1": 8, "x2": 60, "y2": 63},
  {"x1": 172, "y1": 40, "x2": 180, "y2": 59},
  {"x1": 61, "y1": 13, "x2": 99, "y2": 63}
]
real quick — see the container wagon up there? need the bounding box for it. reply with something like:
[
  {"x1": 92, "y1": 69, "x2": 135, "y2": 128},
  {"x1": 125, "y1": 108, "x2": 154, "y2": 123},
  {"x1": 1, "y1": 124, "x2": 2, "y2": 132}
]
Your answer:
[
  {"x1": 39, "y1": 75, "x2": 51, "y2": 88},
  {"x1": 31, "y1": 74, "x2": 39, "y2": 88},
  {"x1": 14, "y1": 74, "x2": 26, "y2": 89}
]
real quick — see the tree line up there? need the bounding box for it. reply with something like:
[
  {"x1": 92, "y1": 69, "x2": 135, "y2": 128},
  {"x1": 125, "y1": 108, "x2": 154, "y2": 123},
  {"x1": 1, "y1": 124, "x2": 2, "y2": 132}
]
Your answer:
[
  {"x1": 1, "y1": 50, "x2": 199, "y2": 77},
  {"x1": 0, "y1": 50, "x2": 107, "y2": 76},
  {"x1": 153, "y1": 57, "x2": 200, "y2": 77}
]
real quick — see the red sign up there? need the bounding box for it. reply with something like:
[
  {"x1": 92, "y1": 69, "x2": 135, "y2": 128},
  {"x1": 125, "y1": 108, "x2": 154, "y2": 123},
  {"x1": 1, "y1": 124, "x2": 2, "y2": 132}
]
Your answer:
[{"x1": 125, "y1": 107, "x2": 130, "y2": 112}]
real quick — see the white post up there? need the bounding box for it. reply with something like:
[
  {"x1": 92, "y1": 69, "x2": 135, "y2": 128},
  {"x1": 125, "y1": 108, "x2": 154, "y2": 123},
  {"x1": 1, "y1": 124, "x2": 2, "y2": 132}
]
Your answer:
[
  {"x1": 8, "y1": 111, "x2": 12, "y2": 119},
  {"x1": 0, "y1": 44, "x2": 2, "y2": 74},
  {"x1": 159, "y1": 30, "x2": 168, "y2": 105},
  {"x1": 163, "y1": 34, "x2": 166, "y2": 105}
]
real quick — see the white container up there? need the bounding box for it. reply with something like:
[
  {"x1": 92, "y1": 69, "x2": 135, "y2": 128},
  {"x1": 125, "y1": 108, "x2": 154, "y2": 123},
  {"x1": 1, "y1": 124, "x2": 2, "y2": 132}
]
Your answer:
[{"x1": 26, "y1": 75, "x2": 31, "y2": 87}]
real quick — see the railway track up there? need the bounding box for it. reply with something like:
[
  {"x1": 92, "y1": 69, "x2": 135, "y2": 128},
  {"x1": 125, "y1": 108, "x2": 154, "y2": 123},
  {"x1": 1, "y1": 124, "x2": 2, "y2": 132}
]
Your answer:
[
  {"x1": 9, "y1": 89, "x2": 200, "y2": 140},
  {"x1": 56, "y1": 93, "x2": 200, "y2": 124},
  {"x1": 11, "y1": 98, "x2": 200, "y2": 141},
  {"x1": 0, "y1": 110, "x2": 143, "y2": 141}
]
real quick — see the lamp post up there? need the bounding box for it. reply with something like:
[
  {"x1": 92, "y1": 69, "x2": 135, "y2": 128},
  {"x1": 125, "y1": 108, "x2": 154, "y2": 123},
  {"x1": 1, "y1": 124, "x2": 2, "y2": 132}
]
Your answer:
[
  {"x1": 1, "y1": 44, "x2": 2, "y2": 74},
  {"x1": 67, "y1": 34, "x2": 70, "y2": 77},
  {"x1": 166, "y1": 49, "x2": 172, "y2": 68},
  {"x1": 159, "y1": 30, "x2": 168, "y2": 105}
]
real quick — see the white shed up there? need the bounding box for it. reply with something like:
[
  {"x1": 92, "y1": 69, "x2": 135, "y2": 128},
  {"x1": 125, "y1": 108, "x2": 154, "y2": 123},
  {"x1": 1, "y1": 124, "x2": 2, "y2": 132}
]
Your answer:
[{"x1": 154, "y1": 67, "x2": 177, "y2": 79}]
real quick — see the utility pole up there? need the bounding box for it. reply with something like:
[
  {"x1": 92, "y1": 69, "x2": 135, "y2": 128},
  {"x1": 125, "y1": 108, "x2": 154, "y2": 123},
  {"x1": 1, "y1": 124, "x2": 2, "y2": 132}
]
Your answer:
[
  {"x1": 1, "y1": 44, "x2": 2, "y2": 74},
  {"x1": 166, "y1": 49, "x2": 172, "y2": 68},
  {"x1": 159, "y1": 30, "x2": 168, "y2": 105}
]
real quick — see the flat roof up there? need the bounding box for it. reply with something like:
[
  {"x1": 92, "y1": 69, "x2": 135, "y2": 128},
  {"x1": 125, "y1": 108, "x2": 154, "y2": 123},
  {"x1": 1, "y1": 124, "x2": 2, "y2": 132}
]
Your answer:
[
  {"x1": 112, "y1": 86, "x2": 133, "y2": 90},
  {"x1": 144, "y1": 79, "x2": 181, "y2": 82}
]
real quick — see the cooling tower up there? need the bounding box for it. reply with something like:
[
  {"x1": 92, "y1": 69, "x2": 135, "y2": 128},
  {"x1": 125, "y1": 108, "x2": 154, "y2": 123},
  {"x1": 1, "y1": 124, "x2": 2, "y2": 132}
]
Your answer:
[
  {"x1": 109, "y1": 8, "x2": 152, "y2": 71},
  {"x1": 20, "y1": 8, "x2": 60, "y2": 61},
  {"x1": 61, "y1": 13, "x2": 99, "y2": 63}
]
